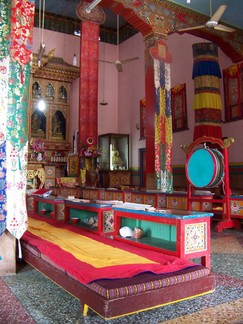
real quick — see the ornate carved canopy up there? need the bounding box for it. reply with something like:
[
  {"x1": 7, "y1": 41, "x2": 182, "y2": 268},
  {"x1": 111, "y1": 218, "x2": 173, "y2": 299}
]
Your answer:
[{"x1": 32, "y1": 51, "x2": 80, "y2": 82}]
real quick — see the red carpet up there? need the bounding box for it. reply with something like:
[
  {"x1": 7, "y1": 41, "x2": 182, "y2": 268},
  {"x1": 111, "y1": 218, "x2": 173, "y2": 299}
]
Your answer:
[{"x1": 0, "y1": 276, "x2": 35, "y2": 323}]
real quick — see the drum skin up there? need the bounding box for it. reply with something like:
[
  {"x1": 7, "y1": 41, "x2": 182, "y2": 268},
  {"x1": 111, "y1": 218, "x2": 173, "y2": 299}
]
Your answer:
[{"x1": 186, "y1": 148, "x2": 224, "y2": 188}]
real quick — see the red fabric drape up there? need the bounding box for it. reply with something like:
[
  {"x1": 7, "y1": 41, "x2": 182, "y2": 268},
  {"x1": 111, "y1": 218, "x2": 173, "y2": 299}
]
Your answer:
[{"x1": 79, "y1": 20, "x2": 99, "y2": 148}]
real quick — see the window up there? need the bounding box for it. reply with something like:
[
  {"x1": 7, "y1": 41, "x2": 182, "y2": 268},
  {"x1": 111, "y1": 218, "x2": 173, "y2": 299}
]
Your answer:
[
  {"x1": 223, "y1": 63, "x2": 243, "y2": 122},
  {"x1": 171, "y1": 83, "x2": 188, "y2": 132}
]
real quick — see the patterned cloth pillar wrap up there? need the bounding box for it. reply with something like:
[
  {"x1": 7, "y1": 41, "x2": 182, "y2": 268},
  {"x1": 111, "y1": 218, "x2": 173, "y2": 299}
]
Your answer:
[
  {"x1": 192, "y1": 43, "x2": 222, "y2": 140},
  {"x1": 150, "y1": 40, "x2": 173, "y2": 192},
  {"x1": 76, "y1": 1, "x2": 105, "y2": 149},
  {"x1": 0, "y1": 0, "x2": 34, "y2": 238}
]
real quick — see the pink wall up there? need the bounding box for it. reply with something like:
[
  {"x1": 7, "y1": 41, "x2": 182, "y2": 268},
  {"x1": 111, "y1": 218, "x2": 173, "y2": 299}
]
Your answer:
[
  {"x1": 33, "y1": 28, "x2": 119, "y2": 145},
  {"x1": 98, "y1": 42, "x2": 119, "y2": 135},
  {"x1": 33, "y1": 27, "x2": 243, "y2": 170},
  {"x1": 118, "y1": 33, "x2": 145, "y2": 169}
]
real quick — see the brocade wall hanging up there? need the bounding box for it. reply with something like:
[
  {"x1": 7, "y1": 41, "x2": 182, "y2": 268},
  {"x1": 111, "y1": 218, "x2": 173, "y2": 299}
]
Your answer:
[
  {"x1": 171, "y1": 83, "x2": 188, "y2": 132},
  {"x1": 150, "y1": 40, "x2": 173, "y2": 193},
  {"x1": 79, "y1": 20, "x2": 99, "y2": 147},
  {"x1": 76, "y1": 1, "x2": 105, "y2": 149},
  {"x1": 223, "y1": 62, "x2": 243, "y2": 122},
  {"x1": 0, "y1": 0, "x2": 34, "y2": 239},
  {"x1": 0, "y1": 2, "x2": 11, "y2": 236},
  {"x1": 192, "y1": 43, "x2": 222, "y2": 140}
]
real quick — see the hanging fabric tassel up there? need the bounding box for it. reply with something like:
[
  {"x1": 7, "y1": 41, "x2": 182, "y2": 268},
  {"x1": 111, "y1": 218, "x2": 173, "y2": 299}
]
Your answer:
[
  {"x1": 20, "y1": 66, "x2": 24, "y2": 84},
  {"x1": 18, "y1": 239, "x2": 22, "y2": 260}
]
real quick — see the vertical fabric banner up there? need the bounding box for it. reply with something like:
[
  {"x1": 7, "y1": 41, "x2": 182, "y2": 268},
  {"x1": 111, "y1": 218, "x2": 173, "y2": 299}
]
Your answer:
[
  {"x1": 4, "y1": 0, "x2": 35, "y2": 239},
  {"x1": 79, "y1": 20, "x2": 99, "y2": 147},
  {"x1": 0, "y1": 2, "x2": 11, "y2": 236},
  {"x1": 76, "y1": 1, "x2": 105, "y2": 149},
  {"x1": 150, "y1": 40, "x2": 173, "y2": 193},
  {"x1": 192, "y1": 42, "x2": 222, "y2": 140}
]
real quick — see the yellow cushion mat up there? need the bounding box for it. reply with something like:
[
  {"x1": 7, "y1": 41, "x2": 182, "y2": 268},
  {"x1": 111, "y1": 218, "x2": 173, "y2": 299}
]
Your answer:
[{"x1": 28, "y1": 218, "x2": 157, "y2": 268}]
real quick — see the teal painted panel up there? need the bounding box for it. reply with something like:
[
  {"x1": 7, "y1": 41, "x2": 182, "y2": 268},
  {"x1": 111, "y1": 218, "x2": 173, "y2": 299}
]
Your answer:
[
  {"x1": 121, "y1": 218, "x2": 139, "y2": 229},
  {"x1": 69, "y1": 208, "x2": 98, "y2": 231},
  {"x1": 38, "y1": 202, "x2": 54, "y2": 212},
  {"x1": 70, "y1": 208, "x2": 97, "y2": 221},
  {"x1": 120, "y1": 218, "x2": 176, "y2": 242},
  {"x1": 137, "y1": 220, "x2": 176, "y2": 242}
]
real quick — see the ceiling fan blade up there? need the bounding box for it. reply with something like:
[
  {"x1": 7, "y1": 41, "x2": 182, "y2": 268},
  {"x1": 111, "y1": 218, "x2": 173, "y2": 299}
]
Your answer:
[
  {"x1": 178, "y1": 25, "x2": 205, "y2": 32},
  {"x1": 99, "y1": 59, "x2": 114, "y2": 64},
  {"x1": 210, "y1": 5, "x2": 227, "y2": 22},
  {"x1": 214, "y1": 24, "x2": 235, "y2": 33},
  {"x1": 121, "y1": 57, "x2": 139, "y2": 64}
]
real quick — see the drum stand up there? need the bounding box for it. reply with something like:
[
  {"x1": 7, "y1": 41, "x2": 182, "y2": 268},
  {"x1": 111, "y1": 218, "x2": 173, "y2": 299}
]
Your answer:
[{"x1": 182, "y1": 136, "x2": 241, "y2": 232}]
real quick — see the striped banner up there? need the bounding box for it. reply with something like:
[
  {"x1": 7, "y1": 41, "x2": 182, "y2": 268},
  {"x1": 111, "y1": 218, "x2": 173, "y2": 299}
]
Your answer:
[{"x1": 192, "y1": 43, "x2": 223, "y2": 140}]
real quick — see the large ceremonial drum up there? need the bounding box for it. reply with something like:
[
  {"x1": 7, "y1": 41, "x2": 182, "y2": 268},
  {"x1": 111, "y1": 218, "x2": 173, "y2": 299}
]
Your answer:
[{"x1": 186, "y1": 148, "x2": 224, "y2": 188}]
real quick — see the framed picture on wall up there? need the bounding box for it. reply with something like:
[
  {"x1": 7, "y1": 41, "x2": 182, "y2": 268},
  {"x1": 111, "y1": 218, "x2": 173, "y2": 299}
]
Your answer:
[
  {"x1": 171, "y1": 83, "x2": 188, "y2": 132},
  {"x1": 223, "y1": 63, "x2": 243, "y2": 122},
  {"x1": 67, "y1": 153, "x2": 79, "y2": 177}
]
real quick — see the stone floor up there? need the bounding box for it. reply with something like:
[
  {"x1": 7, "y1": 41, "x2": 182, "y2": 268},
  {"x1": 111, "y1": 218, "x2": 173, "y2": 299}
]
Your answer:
[{"x1": 1, "y1": 222, "x2": 243, "y2": 324}]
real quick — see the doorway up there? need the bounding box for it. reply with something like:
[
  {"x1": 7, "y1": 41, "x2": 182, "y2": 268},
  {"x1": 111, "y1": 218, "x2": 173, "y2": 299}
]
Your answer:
[{"x1": 139, "y1": 148, "x2": 146, "y2": 188}]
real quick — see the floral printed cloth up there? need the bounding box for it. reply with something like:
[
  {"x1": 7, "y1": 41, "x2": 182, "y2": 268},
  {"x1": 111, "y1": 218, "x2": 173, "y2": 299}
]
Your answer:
[{"x1": 0, "y1": 0, "x2": 34, "y2": 238}]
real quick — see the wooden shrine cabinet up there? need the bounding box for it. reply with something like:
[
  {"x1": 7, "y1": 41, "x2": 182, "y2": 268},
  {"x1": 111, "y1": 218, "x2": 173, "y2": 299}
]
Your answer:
[
  {"x1": 30, "y1": 77, "x2": 71, "y2": 143},
  {"x1": 28, "y1": 54, "x2": 79, "y2": 158},
  {"x1": 27, "y1": 53, "x2": 79, "y2": 185},
  {"x1": 98, "y1": 133, "x2": 131, "y2": 188}
]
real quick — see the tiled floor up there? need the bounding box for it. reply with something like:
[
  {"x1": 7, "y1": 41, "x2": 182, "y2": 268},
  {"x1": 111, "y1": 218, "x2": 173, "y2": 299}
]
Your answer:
[{"x1": 1, "y1": 222, "x2": 243, "y2": 324}]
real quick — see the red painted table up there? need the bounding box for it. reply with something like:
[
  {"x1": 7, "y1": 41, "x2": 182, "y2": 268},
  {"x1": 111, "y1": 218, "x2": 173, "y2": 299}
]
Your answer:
[
  {"x1": 64, "y1": 199, "x2": 114, "y2": 236},
  {"x1": 113, "y1": 207, "x2": 213, "y2": 268},
  {"x1": 33, "y1": 195, "x2": 65, "y2": 221}
]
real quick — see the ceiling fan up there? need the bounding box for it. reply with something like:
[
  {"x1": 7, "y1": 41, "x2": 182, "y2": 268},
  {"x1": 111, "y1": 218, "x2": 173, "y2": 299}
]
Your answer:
[
  {"x1": 178, "y1": 0, "x2": 235, "y2": 33},
  {"x1": 99, "y1": 15, "x2": 139, "y2": 72}
]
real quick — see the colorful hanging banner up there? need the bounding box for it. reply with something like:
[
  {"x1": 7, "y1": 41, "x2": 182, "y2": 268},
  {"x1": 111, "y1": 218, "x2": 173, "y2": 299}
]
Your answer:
[
  {"x1": 192, "y1": 43, "x2": 223, "y2": 140},
  {"x1": 150, "y1": 40, "x2": 173, "y2": 193},
  {"x1": 10, "y1": 0, "x2": 34, "y2": 66},
  {"x1": 79, "y1": 20, "x2": 100, "y2": 149},
  {"x1": 0, "y1": 2, "x2": 11, "y2": 236},
  {"x1": 4, "y1": 0, "x2": 35, "y2": 239}
]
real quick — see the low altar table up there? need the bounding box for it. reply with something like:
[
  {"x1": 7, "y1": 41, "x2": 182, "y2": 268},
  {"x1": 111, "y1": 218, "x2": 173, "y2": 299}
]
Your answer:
[
  {"x1": 113, "y1": 205, "x2": 214, "y2": 268},
  {"x1": 21, "y1": 215, "x2": 215, "y2": 319}
]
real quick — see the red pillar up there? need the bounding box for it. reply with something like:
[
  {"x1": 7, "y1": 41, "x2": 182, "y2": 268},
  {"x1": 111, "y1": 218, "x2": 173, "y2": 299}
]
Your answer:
[
  {"x1": 144, "y1": 36, "x2": 156, "y2": 189},
  {"x1": 79, "y1": 20, "x2": 99, "y2": 148},
  {"x1": 76, "y1": 1, "x2": 106, "y2": 150}
]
